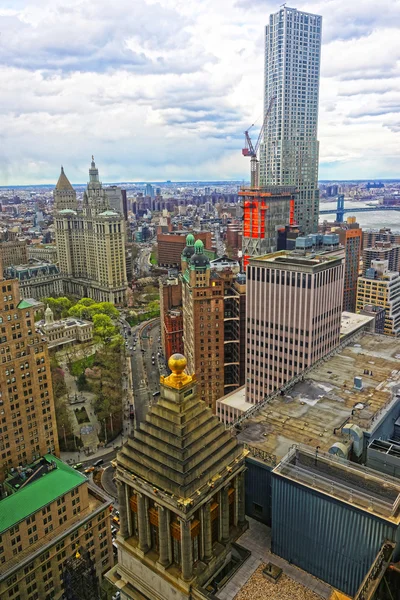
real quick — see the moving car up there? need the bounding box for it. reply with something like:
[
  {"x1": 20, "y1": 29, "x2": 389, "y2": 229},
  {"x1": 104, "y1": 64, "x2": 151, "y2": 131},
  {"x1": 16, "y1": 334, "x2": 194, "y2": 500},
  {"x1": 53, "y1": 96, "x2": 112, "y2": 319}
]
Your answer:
[
  {"x1": 93, "y1": 459, "x2": 104, "y2": 467},
  {"x1": 84, "y1": 466, "x2": 95, "y2": 474},
  {"x1": 73, "y1": 462, "x2": 83, "y2": 470}
]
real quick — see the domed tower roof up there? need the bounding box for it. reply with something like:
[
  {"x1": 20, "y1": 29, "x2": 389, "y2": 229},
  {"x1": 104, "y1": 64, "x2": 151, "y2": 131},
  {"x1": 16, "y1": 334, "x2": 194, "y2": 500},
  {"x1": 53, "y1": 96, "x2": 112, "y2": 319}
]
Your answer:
[
  {"x1": 190, "y1": 239, "x2": 210, "y2": 268},
  {"x1": 182, "y1": 234, "x2": 196, "y2": 259}
]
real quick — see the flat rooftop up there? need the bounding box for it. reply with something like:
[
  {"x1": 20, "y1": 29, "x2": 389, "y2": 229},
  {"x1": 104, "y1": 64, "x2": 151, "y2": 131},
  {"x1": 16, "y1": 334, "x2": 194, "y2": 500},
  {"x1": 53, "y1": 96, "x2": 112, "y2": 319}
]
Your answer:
[
  {"x1": 218, "y1": 386, "x2": 252, "y2": 413},
  {"x1": 340, "y1": 311, "x2": 375, "y2": 338},
  {"x1": 237, "y1": 333, "x2": 400, "y2": 462},
  {"x1": 249, "y1": 250, "x2": 342, "y2": 270},
  {"x1": 0, "y1": 455, "x2": 86, "y2": 534},
  {"x1": 274, "y1": 446, "x2": 400, "y2": 522}
]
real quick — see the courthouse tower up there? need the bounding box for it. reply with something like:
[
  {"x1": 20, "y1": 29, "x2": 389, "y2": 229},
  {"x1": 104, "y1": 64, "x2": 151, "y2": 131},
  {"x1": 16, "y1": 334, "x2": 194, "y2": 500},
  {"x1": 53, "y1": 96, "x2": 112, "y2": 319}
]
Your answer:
[{"x1": 106, "y1": 354, "x2": 247, "y2": 599}]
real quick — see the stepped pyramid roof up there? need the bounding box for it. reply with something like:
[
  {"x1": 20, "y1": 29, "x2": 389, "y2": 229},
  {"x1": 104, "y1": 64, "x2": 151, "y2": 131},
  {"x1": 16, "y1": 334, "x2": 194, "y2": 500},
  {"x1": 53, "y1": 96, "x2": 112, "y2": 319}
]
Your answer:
[
  {"x1": 118, "y1": 354, "x2": 245, "y2": 499},
  {"x1": 55, "y1": 166, "x2": 74, "y2": 191}
]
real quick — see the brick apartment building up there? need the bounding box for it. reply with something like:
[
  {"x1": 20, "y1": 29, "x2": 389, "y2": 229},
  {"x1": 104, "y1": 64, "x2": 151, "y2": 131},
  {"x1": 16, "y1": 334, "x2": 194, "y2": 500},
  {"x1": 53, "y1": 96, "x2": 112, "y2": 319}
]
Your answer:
[
  {"x1": 0, "y1": 240, "x2": 27, "y2": 269},
  {"x1": 181, "y1": 238, "x2": 246, "y2": 412},
  {"x1": 157, "y1": 231, "x2": 212, "y2": 268},
  {"x1": 0, "y1": 268, "x2": 59, "y2": 481}
]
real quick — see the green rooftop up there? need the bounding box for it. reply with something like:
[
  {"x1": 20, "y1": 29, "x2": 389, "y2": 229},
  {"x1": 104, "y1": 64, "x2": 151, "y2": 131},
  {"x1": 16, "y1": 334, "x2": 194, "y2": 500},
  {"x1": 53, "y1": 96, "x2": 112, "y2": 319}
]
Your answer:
[
  {"x1": 0, "y1": 455, "x2": 86, "y2": 534},
  {"x1": 17, "y1": 299, "x2": 37, "y2": 309}
]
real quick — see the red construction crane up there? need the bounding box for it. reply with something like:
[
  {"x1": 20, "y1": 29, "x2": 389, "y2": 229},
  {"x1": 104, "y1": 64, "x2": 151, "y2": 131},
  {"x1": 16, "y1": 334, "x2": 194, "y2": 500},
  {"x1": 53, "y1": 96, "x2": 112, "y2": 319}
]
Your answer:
[{"x1": 242, "y1": 96, "x2": 275, "y2": 188}]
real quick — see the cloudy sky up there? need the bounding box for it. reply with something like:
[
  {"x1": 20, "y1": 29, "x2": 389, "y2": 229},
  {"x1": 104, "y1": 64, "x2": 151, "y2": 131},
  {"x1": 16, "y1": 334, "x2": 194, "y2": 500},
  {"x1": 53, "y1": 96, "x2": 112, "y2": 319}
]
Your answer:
[{"x1": 0, "y1": 0, "x2": 399, "y2": 185}]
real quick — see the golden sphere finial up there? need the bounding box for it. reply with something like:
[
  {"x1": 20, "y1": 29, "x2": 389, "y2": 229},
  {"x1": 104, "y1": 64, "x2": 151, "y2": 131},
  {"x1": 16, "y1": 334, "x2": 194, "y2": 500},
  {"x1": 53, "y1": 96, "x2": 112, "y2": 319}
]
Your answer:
[{"x1": 168, "y1": 353, "x2": 187, "y2": 375}]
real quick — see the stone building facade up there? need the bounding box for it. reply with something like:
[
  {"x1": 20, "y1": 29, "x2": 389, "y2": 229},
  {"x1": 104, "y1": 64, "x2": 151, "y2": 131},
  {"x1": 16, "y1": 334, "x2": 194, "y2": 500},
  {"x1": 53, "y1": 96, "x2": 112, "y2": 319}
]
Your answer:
[
  {"x1": 106, "y1": 354, "x2": 248, "y2": 600},
  {"x1": 54, "y1": 160, "x2": 127, "y2": 305},
  {"x1": 36, "y1": 305, "x2": 93, "y2": 349}
]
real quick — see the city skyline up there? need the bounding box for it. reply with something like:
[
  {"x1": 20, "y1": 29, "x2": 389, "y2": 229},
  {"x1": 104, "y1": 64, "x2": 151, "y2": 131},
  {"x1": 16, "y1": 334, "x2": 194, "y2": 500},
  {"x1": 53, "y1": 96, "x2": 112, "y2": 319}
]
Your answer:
[{"x1": 1, "y1": 0, "x2": 399, "y2": 185}]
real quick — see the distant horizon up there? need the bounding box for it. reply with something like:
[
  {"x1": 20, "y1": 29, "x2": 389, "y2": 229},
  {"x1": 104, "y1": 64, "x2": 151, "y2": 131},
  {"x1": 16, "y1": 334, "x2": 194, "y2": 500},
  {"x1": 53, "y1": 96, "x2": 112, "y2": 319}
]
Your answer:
[{"x1": 1, "y1": 178, "x2": 400, "y2": 190}]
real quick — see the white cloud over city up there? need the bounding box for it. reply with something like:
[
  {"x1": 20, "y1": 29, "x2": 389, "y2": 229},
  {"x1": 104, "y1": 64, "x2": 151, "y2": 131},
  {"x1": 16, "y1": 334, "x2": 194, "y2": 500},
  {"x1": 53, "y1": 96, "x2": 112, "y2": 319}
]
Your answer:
[{"x1": 0, "y1": 0, "x2": 399, "y2": 184}]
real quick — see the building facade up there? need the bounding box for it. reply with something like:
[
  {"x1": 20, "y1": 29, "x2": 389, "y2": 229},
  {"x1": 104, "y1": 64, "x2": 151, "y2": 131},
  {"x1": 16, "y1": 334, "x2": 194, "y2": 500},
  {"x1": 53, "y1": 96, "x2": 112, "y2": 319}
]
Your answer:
[
  {"x1": 0, "y1": 273, "x2": 59, "y2": 481},
  {"x1": 246, "y1": 248, "x2": 344, "y2": 403},
  {"x1": 0, "y1": 455, "x2": 113, "y2": 600},
  {"x1": 36, "y1": 305, "x2": 93, "y2": 350},
  {"x1": 363, "y1": 241, "x2": 400, "y2": 275},
  {"x1": 54, "y1": 160, "x2": 127, "y2": 305},
  {"x1": 28, "y1": 245, "x2": 58, "y2": 264},
  {"x1": 260, "y1": 7, "x2": 322, "y2": 234},
  {"x1": 320, "y1": 218, "x2": 363, "y2": 312},
  {"x1": 181, "y1": 239, "x2": 246, "y2": 412},
  {"x1": 159, "y1": 275, "x2": 183, "y2": 359},
  {"x1": 157, "y1": 231, "x2": 212, "y2": 269},
  {"x1": 0, "y1": 240, "x2": 27, "y2": 268},
  {"x1": 362, "y1": 228, "x2": 400, "y2": 250},
  {"x1": 106, "y1": 354, "x2": 247, "y2": 600},
  {"x1": 357, "y1": 260, "x2": 400, "y2": 337},
  {"x1": 4, "y1": 263, "x2": 64, "y2": 301}
]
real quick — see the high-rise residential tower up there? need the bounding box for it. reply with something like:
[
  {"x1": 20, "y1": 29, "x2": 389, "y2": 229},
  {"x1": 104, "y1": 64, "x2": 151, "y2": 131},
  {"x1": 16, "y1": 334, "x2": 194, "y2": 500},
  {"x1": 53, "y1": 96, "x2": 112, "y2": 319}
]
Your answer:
[{"x1": 260, "y1": 7, "x2": 322, "y2": 234}]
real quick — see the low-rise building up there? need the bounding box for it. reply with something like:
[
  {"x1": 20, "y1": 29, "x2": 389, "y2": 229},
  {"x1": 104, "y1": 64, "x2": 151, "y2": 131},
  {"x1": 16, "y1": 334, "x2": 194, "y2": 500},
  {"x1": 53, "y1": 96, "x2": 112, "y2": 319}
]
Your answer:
[
  {"x1": 0, "y1": 455, "x2": 113, "y2": 599},
  {"x1": 37, "y1": 306, "x2": 93, "y2": 349}
]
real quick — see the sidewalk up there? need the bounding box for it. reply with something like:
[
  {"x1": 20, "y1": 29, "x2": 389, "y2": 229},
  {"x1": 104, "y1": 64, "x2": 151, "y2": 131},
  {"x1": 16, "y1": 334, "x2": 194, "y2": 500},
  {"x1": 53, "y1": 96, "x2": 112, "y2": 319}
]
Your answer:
[{"x1": 61, "y1": 353, "x2": 135, "y2": 466}]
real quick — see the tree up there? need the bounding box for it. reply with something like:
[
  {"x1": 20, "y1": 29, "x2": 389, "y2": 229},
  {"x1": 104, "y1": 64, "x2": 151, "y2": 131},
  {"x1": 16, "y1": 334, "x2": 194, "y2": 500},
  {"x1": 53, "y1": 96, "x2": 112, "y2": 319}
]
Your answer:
[
  {"x1": 92, "y1": 313, "x2": 117, "y2": 342},
  {"x1": 42, "y1": 296, "x2": 72, "y2": 319}
]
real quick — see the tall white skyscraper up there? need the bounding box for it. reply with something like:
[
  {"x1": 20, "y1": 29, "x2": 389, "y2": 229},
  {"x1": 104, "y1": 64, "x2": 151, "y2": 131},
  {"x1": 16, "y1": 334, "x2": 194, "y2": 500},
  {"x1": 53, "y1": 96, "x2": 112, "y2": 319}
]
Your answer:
[{"x1": 260, "y1": 7, "x2": 322, "y2": 234}]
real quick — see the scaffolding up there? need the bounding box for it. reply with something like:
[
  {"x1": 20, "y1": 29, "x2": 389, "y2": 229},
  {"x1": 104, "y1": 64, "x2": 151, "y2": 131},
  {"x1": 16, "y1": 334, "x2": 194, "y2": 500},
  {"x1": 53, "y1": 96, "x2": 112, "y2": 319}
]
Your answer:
[
  {"x1": 240, "y1": 186, "x2": 297, "y2": 268},
  {"x1": 63, "y1": 550, "x2": 100, "y2": 600}
]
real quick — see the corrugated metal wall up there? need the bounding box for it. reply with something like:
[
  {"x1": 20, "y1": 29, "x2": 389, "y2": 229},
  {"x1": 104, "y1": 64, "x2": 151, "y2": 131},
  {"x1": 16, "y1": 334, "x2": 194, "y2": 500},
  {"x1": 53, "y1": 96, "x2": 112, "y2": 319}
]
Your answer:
[
  {"x1": 245, "y1": 457, "x2": 272, "y2": 526},
  {"x1": 271, "y1": 473, "x2": 399, "y2": 597},
  {"x1": 366, "y1": 398, "x2": 400, "y2": 449}
]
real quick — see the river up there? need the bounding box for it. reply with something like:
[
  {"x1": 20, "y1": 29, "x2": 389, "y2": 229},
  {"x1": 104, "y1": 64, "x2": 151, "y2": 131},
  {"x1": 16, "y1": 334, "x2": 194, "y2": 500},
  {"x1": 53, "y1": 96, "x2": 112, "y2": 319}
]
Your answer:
[{"x1": 319, "y1": 200, "x2": 400, "y2": 231}]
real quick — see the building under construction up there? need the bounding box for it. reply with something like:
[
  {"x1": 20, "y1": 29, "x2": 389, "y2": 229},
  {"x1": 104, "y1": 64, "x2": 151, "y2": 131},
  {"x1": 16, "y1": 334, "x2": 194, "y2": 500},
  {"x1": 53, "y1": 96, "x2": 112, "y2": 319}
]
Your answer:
[{"x1": 240, "y1": 185, "x2": 297, "y2": 267}]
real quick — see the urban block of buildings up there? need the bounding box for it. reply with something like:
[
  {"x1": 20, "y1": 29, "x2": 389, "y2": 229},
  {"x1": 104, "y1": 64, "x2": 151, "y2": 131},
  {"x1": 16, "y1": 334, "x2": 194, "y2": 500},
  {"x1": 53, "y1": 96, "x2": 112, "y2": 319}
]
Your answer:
[
  {"x1": 54, "y1": 160, "x2": 127, "y2": 305},
  {"x1": 106, "y1": 353, "x2": 248, "y2": 600},
  {"x1": 217, "y1": 331, "x2": 400, "y2": 597},
  {"x1": 0, "y1": 455, "x2": 113, "y2": 599}
]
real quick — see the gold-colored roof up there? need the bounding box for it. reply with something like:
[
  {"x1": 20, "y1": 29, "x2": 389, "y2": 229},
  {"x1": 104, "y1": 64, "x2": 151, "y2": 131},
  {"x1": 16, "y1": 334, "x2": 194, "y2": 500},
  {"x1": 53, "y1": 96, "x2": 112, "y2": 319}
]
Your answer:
[
  {"x1": 160, "y1": 353, "x2": 195, "y2": 389},
  {"x1": 56, "y1": 166, "x2": 73, "y2": 191}
]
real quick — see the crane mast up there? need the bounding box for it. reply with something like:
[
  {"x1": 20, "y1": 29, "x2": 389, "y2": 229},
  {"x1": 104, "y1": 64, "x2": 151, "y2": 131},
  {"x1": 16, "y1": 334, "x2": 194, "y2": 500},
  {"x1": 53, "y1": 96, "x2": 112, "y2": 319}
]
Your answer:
[{"x1": 242, "y1": 97, "x2": 276, "y2": 188}]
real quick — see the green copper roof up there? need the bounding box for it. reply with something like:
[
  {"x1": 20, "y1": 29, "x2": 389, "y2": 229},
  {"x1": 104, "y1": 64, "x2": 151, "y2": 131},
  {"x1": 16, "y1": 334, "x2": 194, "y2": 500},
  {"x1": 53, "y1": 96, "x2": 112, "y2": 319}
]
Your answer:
[
  {"x1": 0, "y1": 455, "x2": 86, "y2": 534},
  {"x1": 194, "y1": 239, "x2": 204, "y2": 252},
  {"x1": 17, "y1": 299, "x2": 35, "y2": 309}
]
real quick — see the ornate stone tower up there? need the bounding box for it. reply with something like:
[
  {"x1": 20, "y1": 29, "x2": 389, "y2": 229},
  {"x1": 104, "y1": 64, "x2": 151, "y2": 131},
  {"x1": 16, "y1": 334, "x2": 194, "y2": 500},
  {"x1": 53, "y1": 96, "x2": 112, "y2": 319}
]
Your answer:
[
  {"x1": 53, "y1": 166, "x2": 77, "y2": 211},
  {"x1": 106, "y1": 354, "x2": 248, "y2": 600}
]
